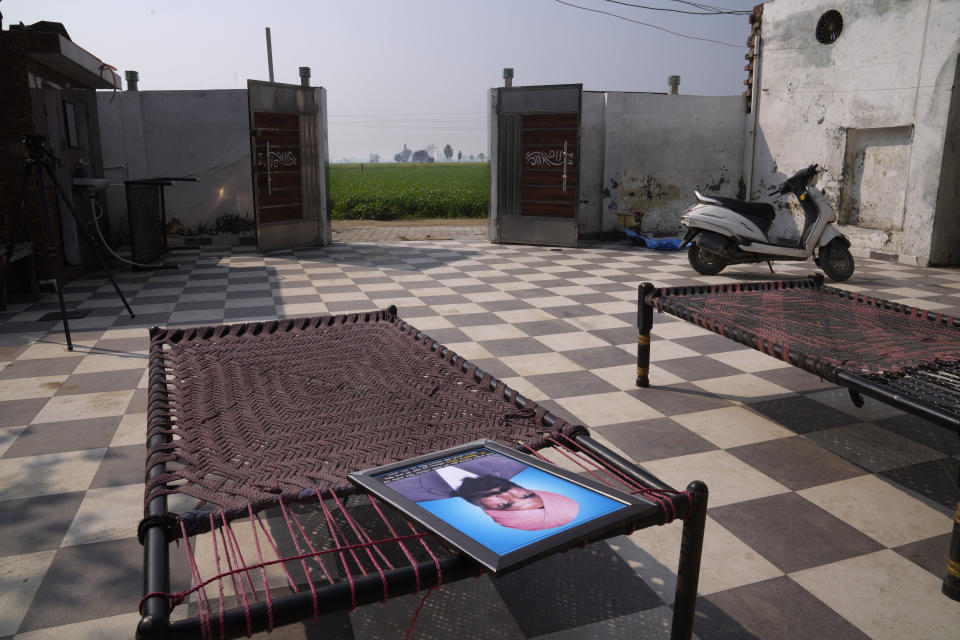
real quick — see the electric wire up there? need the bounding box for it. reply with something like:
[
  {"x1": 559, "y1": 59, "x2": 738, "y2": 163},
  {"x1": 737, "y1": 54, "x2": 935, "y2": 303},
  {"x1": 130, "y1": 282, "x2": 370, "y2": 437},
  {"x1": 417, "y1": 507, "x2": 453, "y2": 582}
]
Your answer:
[
  {"x1": 553, "y1": 0, "x2": 747, "y2": 46},
  {"x1": 604, "y1": 0, "x2": 750, "y2": 15},
  {"x1": 667, "y1": 0, "x2": 750, "y2": 14}
]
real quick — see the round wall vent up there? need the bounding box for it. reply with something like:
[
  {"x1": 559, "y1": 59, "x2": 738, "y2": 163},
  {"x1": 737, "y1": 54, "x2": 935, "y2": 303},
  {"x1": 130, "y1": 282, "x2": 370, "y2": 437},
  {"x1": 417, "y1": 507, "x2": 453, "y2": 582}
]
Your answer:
[{"x1": 816, "y1": 10, "x2": 843, "y2": 44}]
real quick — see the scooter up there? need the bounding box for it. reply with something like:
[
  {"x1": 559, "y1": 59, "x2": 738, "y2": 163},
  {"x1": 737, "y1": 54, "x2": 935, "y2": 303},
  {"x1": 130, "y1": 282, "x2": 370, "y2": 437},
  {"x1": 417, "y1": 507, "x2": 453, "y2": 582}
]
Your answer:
[{"x1": 679, "y1": 164, "x2": 854, "y2": 281}]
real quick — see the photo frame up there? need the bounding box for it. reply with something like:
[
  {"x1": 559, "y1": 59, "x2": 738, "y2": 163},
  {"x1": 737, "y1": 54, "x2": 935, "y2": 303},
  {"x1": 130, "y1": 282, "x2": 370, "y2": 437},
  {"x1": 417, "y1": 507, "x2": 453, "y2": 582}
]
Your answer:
[{"x1": 349, "y1": 439, "x2": 660, "y2": 574}]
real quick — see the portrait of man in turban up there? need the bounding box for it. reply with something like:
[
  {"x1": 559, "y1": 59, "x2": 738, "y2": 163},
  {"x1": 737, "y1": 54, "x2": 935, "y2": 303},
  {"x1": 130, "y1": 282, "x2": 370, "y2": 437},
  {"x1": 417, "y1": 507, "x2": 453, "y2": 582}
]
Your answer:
[{"x1": 386, "y1": 452, "x2": 579, "y2": 531}]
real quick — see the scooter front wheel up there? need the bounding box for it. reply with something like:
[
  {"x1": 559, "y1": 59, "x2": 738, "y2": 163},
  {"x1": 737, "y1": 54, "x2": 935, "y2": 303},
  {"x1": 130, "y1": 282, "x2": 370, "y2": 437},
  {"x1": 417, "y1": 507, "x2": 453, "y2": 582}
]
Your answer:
[
  {"x1": 820, "y1": 240, "x2": 855, "y2": 282},
  {"x1": 688, "y1": 244, "x2": 727, "y2": 275}
]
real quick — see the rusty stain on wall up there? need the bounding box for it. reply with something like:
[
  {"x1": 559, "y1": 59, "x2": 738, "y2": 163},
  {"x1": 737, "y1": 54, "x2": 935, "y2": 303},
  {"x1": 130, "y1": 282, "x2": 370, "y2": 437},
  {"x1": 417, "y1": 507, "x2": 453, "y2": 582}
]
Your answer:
[
  {"x1": 619, "y1": 174, "x2": 681, "y2": 211},
  {"x1": 702, "y1": 171, "x2": 729, "y2": 193}
]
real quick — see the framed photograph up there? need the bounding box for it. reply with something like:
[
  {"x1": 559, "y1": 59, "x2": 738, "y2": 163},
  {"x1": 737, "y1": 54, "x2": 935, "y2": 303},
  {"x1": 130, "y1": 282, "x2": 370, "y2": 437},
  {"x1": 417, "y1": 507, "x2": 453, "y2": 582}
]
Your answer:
[{"x1": 349, "y1": 439, "x2": 660, "y2": 574}]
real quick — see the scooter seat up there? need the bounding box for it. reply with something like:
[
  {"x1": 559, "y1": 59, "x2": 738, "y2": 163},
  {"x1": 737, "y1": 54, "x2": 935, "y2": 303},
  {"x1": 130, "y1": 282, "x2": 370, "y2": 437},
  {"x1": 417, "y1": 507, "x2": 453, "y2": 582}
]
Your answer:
[{"x1": 707, "y1": 196, "x2": 776, "y2": 234}]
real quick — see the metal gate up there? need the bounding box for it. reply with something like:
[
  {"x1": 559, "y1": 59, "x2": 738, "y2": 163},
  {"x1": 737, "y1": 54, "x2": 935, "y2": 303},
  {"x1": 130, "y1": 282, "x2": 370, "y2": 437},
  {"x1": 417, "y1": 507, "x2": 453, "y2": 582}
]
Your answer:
[
  {"x1": 248, "y1": 80, "x2": 329, "y2": 252},
  {"x1": 493, "y1": 84, "x2": 581, "y2": 247}
]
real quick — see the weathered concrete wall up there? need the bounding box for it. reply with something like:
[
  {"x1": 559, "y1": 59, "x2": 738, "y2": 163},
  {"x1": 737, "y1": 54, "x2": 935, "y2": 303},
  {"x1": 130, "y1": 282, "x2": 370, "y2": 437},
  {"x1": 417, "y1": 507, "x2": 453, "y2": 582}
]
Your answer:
[
  {"x1": 930, "y1": 54, "x2": 960, "y2": 265},
  {"x1": 599, "y1": 93, "x2": 747, "y2": 235},
  {"x1": 577, "y1": 91, "x2": 606, "y2": 235},
  {"x1": 751, "y1": 0, "x2": 960, "y2": 265},
  {"x1": 97, "y1": 89, "x2": 253, "y2": 241}
]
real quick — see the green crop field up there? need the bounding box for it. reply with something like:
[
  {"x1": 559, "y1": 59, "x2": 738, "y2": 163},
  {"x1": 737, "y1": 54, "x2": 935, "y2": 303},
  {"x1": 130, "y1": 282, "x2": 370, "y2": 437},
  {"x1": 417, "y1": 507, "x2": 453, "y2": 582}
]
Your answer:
[{"x1": 329, "y1": 163, "x2": 489, "y2": 220}]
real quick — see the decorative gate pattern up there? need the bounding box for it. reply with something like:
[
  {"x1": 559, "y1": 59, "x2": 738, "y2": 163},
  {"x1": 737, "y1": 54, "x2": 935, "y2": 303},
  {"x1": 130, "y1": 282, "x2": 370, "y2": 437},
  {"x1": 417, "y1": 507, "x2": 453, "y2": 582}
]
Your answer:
[
  {"x1": 252, "y1": 111, "x2": 302, "y2": 223},
  {"x1": 520, "y1": 113, "x2": 577, "y2": 218}
]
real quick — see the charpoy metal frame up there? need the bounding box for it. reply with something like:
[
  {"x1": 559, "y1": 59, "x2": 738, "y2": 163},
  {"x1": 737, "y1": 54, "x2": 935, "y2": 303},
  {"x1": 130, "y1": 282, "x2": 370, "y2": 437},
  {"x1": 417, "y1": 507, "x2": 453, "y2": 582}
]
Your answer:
[
  {"x1": 138, "y1": 308, "x2": 708, "y2": 639},
  {"x1": 635, "y1": 274, "x2": 960, "y2": 600}
]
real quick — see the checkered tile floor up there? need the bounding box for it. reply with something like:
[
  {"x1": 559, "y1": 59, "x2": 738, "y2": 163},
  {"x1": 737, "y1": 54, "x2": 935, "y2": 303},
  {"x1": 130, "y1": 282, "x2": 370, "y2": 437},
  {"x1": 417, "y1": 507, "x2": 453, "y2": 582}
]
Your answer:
[{"x1": 2, "y1": 235, "x2": 959, "y2": 639}]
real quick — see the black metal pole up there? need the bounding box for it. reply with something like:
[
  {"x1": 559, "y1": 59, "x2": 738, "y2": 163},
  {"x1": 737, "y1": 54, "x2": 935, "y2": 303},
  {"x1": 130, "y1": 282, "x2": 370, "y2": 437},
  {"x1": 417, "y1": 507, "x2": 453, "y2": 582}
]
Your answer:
[
  {"x1": 637, "y1": 283, "x2": 655, "y2": 387},
  {"x1": 137, "y1": 330, "x2": 173, "y2": 639},
  {"x1": 671, "y1": 480, "x2": 708, "y2": 640},
  {"x1": 944, "y1": 498, "x2": 960, "y2": 601},
  {"x1": 40, "y1": 160, "x2": 135, "y2": 319},
  {"x1": 33, "y1": 160, "x2": 74, "y2": 350}
]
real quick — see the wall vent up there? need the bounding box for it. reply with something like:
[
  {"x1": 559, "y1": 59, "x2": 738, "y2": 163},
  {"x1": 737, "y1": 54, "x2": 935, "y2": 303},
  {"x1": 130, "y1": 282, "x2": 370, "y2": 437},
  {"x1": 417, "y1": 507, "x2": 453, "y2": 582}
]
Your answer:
[{"x1": 816, "y1": 10, "x2": 843, "y2": 44}]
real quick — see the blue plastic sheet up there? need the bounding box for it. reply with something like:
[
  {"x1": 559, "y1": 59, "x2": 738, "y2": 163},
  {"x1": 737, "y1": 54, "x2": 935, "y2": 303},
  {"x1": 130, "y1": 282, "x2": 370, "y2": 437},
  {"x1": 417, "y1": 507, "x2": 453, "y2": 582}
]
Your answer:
[{"x1": 621, "y1": 227, "x2": 684, "y2": 251}]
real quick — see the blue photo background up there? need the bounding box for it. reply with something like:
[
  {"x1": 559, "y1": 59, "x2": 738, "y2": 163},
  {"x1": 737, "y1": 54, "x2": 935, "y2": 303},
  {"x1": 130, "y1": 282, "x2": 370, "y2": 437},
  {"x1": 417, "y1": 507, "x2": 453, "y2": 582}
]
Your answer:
[{"x1": 417, "y1": 466, "x2": 627, "y2": 555}]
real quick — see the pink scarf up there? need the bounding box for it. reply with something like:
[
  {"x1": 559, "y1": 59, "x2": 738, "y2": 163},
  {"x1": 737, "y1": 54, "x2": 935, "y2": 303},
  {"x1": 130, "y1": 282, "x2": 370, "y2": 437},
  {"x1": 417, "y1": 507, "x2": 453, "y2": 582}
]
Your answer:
[{"x1": 483, "y1": 491, "x2": 579, "y2": 531}]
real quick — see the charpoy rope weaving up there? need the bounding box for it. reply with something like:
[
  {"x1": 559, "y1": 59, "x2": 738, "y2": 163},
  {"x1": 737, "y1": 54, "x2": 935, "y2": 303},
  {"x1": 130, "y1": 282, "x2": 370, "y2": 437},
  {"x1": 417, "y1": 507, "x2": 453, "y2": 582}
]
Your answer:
[
  {"x1": 140, "y1": 308, "x2": 710, "y2": 640},
  {"x1": 649, "y1": 278, "x2": 960, "y2": 377},
  {"x1": 636, "y1": 275, "x2": 960, "y2": 604},
  {"x1": 145, "y1": 309, "x2": 585, "y2": 537}
]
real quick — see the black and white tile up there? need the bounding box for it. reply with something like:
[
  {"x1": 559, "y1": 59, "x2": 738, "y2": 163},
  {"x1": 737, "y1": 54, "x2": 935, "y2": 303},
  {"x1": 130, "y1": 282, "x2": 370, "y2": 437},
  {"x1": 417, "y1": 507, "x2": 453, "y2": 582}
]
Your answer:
[{"x1": 2, "y1": 234, "x2": 959, "y2": 638}]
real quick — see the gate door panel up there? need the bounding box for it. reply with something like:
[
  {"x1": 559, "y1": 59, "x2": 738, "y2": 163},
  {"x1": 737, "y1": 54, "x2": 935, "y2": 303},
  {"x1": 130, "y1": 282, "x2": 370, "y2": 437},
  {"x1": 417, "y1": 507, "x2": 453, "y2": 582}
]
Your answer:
[
  {"x1": 253, "y1": 112, "x2": 302, "y2": 223},
  {"x1": 248, "y1": 80, "x2": 328, "y2": 252},
  {"x1": 496, "y1": 84, "x2": 581, "y2": 247}
]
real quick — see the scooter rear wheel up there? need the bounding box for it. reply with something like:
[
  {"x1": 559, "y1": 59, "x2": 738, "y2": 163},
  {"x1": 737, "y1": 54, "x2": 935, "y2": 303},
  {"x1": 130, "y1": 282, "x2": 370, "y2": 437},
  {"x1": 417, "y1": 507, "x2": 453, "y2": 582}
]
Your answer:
[
  {"x1": 688, "y1": 244, "x2": 727, "y2": 275},
  {"x1": 820, "y1": 240, "x2": 855, "y2": 282}
]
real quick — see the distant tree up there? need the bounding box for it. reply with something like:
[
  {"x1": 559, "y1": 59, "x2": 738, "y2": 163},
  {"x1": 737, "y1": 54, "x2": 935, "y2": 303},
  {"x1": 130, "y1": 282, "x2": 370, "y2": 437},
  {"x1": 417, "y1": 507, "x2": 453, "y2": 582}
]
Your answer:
[
  {"x1": 443, "y1": 144, "x2": 453, "y2": 162},
  {"x1": 477, "y1": 153, "x2": 486, "y2": 161},
  {"x1": 394, "y1": 144, "x2": 412, "y2": 163},
  {"x1": 425, "y1": 144, "x2": 439, "y2": 163},
  {"x1": 457, "y1": 150, "x2": 462, "y2": 163},
  {"x1": 469, "y1": 154, "x2": 475, "y2": 161},
  {"x1": 411, "y1": 149, "x2": 431, "y2": 163},
  {"x1": 369, "y1": 153, "x2": 380, "y2": 163}
]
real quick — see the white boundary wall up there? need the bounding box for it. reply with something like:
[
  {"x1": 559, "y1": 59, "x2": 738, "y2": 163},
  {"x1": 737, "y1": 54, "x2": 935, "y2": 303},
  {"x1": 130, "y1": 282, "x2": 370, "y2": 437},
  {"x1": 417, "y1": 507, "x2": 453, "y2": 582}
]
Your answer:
[{"x1": 98, "y1": 90, "x2": 253, "y2": 241}]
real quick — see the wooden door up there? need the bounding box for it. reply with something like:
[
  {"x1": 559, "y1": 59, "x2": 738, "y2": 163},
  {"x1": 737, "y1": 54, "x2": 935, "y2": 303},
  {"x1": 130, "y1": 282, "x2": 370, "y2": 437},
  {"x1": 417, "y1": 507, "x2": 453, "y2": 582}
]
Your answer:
[
  {"x1": 252, "y1": 111, "x2": 302, "y2": 224},
  {"x1": 248, "y1": 80, "x2": 329, "y2": 252}
]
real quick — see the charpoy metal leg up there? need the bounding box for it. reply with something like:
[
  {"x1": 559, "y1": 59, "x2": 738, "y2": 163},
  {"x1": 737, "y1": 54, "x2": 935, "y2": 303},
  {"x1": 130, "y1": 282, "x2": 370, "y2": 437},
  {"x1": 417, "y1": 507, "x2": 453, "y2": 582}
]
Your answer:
[
  {"x1": 671, "y1": 480, "x2": 708, "y2": 640},
  {"x1": 944, "y1": 495, "x2": 960, "y2": 601},
  {"x1": 637, "y1": 282, "x2": 655, "y2": 387},
  {"x1": 137, "y1": 327, "x2": 175, "y2": 639}
]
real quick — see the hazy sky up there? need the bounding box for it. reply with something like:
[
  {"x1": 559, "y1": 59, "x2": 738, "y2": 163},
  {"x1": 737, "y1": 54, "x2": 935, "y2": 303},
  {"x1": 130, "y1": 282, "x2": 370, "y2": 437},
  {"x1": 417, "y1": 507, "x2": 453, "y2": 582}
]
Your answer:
[{"x1": 4, "y1": 0, "x2": 755, "y2": 161}]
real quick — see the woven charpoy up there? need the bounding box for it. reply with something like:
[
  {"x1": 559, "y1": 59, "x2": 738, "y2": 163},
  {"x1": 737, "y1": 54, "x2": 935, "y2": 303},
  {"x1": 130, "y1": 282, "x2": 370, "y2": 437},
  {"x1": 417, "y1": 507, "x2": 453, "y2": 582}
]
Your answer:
[
  {"x1": 145, "y1": 310, "x2": 583, "y2": 535},
  {"x1": 649, "y1": 278, "x2": 960, "y2": 378},
  {"x1": 859, "y1": 360, "x2": 960, "y2": 419}
]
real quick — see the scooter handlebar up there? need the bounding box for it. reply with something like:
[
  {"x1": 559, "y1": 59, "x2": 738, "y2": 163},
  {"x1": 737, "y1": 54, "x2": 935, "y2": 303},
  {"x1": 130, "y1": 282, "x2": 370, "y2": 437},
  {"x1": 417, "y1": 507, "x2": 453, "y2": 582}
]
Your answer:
[{"x1": 769, "y1": 164, "x2": 821, "y2": 196}]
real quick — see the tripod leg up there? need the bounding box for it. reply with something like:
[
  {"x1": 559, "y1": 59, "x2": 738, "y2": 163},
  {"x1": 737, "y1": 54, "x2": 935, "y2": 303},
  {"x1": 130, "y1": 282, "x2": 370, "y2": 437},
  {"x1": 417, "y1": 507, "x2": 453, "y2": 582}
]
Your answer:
[
  {"x1": 1, "y1": 162, "x2": 35, "y2": 310},
  {"x1": 41, "y1": 162, "x2": 135, "y2": 319},
  {"x1": 34, "y1": 163, "x2": 73, "y2": 350}
]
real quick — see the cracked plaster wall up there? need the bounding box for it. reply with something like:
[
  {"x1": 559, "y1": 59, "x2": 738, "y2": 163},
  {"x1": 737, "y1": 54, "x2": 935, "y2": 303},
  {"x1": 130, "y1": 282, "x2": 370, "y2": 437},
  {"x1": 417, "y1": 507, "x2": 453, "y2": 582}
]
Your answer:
[
  {"x1": 750, "y1": 0, "x2": 960, "y2": 265},
  {"x1": 592, "y1": 92, "x2": 747, "y2": 236}
]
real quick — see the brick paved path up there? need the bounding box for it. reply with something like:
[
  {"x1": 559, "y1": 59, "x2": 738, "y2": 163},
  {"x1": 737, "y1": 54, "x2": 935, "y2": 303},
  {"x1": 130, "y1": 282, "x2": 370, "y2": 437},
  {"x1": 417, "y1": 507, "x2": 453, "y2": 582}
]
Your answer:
[{"x1": 331, "y1": 219, "x2": 487, "y2": 242}]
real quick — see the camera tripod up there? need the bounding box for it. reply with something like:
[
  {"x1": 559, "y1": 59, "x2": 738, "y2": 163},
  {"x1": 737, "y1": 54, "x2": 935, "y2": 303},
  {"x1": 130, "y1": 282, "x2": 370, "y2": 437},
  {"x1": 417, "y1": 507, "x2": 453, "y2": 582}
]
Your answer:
[{"x1": 1, "y1": 134, "x2": 134, "y2": 351}]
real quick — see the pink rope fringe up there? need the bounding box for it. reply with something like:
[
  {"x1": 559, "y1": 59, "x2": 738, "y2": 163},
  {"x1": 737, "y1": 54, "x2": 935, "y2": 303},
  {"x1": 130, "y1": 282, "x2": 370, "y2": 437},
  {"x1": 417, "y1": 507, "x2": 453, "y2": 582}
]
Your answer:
[{"x1": 142, "y1": 439, "x2": 681, "y2": 638}]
